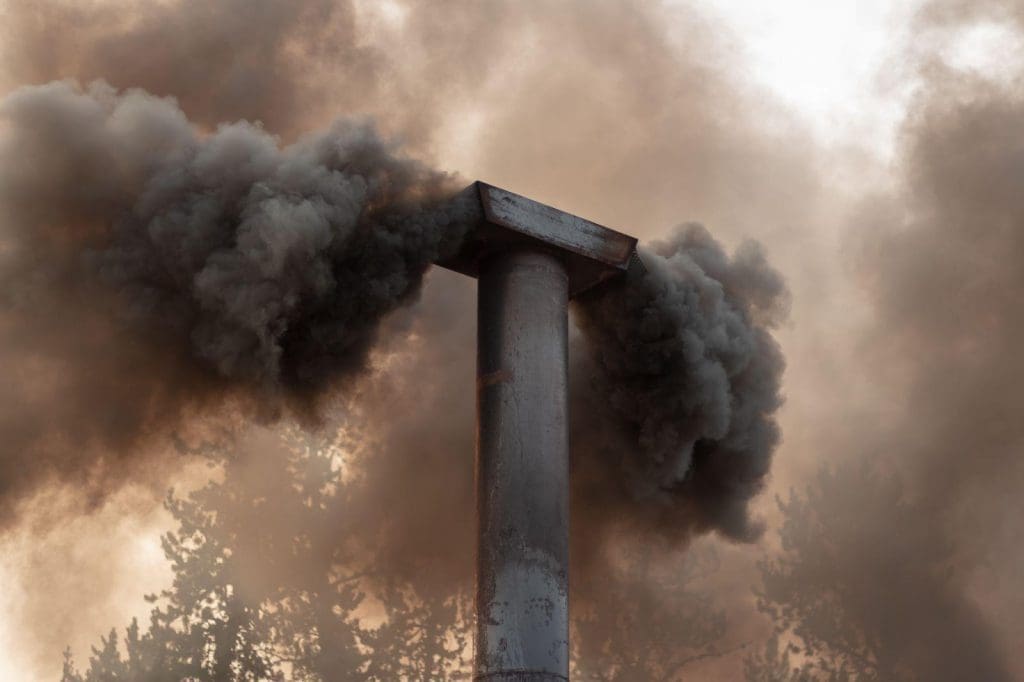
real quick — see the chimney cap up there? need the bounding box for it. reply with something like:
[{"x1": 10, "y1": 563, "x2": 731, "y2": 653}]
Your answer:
[{"x1": 436, "y1": 182, "x2": 638, "y2": 297}]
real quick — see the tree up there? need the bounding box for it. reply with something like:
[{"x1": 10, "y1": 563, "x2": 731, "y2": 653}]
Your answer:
[
  {"x1": 60, "y1": 647, "x2": 83, "y2": 682},
  {"x1": 750, "y1": 462, "x2": 1004, "y2": 681},
  {"x1": 63, "y1": 426, "x2": 735, "y2": 681},
  {"x1": 360, "y1": 584, "x2": 470, "y2": 680},
  {"x1": 61, "y1": 428, "x2": 469, "y2": 681},
  {"x1": 571, "y1": 542, "x2": 735, "y2": 681},
  {"x1": 743, "y1": 633, "x2": 851, "y2": 682}
]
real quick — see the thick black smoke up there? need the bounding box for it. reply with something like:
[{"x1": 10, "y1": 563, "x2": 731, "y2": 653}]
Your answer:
[
  {"x1": 0, "y1": 40, "x2": 791, "y2": 681},
  {"x1": 0, "y1": 1, "x2": 799, "y2": 677},
  {"x1": 0, "y1": 79, "x2": 788, "y2": 541},
  {"x1": 0, "y1": 80, "x2": 478, "y2": 526},
  {"x1": 573, "y1": 224, "x2": 787, "y2": 549}
]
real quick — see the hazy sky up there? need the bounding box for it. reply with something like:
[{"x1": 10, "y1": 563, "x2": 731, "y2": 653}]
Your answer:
[{"x1": 700, "y1": 0, "x2": 1022, "y2": 151}]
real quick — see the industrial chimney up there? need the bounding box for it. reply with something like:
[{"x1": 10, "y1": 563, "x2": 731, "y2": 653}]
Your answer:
[{"x1": 438, "y1": 182, "x2": 637, "y2": 682}]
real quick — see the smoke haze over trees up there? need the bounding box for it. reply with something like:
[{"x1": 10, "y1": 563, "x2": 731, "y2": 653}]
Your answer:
[{"x1": 56, "y1": 430, "x2": 731, "y2": 682}]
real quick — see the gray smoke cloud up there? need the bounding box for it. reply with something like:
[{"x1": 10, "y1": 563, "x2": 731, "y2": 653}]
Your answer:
[
  {"x1": 745, "y1": 3, "x2": 1024, "y2": 678},
  {"x1": 0, "y1": 78, "x2": 790, "y2": 608},
  {"x1": 573, "y1": 225, "x2": 787, "y2": 548},
  {"x1": 0, "y1": 51, "x2": 790, "y2": 552},
  {"x1": 0, "y1": 79, "x2": 479, "y2": 527},
  {"x1": 0, "y1": 0, "x2": 803, "y2": 678},
  {"x1": 843, "y1": 11, "x2": 1024, "y2": 671},
  {"x1": 338, "y1": 225, "x2": 789, "y2": 594},
  {"x1": 0, "y1": 0, "x2": 375, "y2": 138}
]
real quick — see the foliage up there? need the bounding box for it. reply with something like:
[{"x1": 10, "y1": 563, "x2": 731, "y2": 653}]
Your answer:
[
  {"x1": 571, "y1": 543, "x2": 734, "y2": 682},
  {"x1": 60, "y1": 429, "x2": 470, "y2": 681},
  {"x1": 743, "y1": 633, "x2": 851, "y2": 682},
  {"x1": 747, "y1": 461, "x2": 975, "y2": 682},
  {"x1": 61, "y1": 428, "x2": 733, "y2": 681}
]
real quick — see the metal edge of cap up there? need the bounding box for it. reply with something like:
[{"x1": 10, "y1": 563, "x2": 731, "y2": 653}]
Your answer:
[
  {"x1": 476, "y1": 182, "x2": 637, "y2": 269},
  {"x1": 436, "y1": 182, "x2": 639, "y2": 297}
]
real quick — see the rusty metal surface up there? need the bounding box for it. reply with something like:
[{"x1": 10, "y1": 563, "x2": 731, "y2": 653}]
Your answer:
[
  {"x1": 436, "y1": 182, "x2": 637, "y2": 298},
  {"x1": 478, "y1": 183, "x2": 635, "y2": 267},
  {"x1": 475, "y1": 249, "x2": 570, "y2": 682}
]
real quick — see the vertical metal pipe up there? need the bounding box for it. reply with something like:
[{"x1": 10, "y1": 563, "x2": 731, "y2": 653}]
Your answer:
[{"x1": 475, "y1": 248, "x2": 570, "y2": 682}]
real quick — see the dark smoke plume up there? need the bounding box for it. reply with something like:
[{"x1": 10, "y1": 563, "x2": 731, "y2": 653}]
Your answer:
[
  {"x1": 747, "y1": 3, "x2": 1024, "y2": 678},
  {"x1": 0, "y1": 1, "x2": 802, "y2": 676},
  {"x1": 0, "y1": 78, "x2": 788, "y2": 554},
  {"x1": 0, "y1": 79, "x2": 478, "y2": 527},
  {"x1": 573, "y1": 225, "x2": 787, "y2": 549},
  {"x1": 841, "y1": 24, "x2": 1024, "y2": 674},
  {"x1": 0, "y1": 79, "x2": 791, "y2": 545},
  {"x1": 340, "y1": 225, "x2": 789, "y2": 595}
]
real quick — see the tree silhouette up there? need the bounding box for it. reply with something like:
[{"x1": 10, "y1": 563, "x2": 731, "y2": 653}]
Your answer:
[
  {"x1": 60, "y1": 428, "x2": 470, "y2": 681},
  {"x1": 571, "y1": 542, "x2": 734, "y2": 681},
  {"x1": 62, "y1": 427, "x2": 735, "y2": 681},
  {"x1": 743, "y1": 633, "x2": 852, "y2": 682},
  {"x1": 748, "y1": 461, "x2": 1005, "y2": 681},
  {"x1": 360, "y1": 584, "x2": 470, "y2": 680}
]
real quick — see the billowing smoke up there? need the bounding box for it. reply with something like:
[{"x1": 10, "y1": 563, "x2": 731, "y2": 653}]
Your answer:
[
  {"x1": 0, "y1": 0, "x2": 803, "y2": 678},
  {"x1": 746, "y1": 3, "x2": 1024, "y2": 679},
  {"x1": 573, "y1": 226, "x2": 786, "y2": 547},
  {"x1": 0, "y1": 0, "x2": 376, "y2": 139},
  {"x1": 0, "y1": 76, "x2": 787, "y2": 547},
  {"x1": 828, "y1": 7, "x2": 1024, "y2": 671},
  {"x1": 0, "y1": 79, "x2": 479, "y2": 527}
]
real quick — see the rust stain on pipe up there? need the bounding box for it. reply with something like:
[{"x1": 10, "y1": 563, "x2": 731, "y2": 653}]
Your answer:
[{"x1": 477, "y1": 369, "x2": 513, "y2": 391}]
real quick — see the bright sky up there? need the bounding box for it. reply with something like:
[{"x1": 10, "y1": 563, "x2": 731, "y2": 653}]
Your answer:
[
  {"x1": 697, "y1": 0, "x2": 918, "y2": 153},
  {"x1": 699, "y1": 0, "x2": 1024, "y2": 153}
]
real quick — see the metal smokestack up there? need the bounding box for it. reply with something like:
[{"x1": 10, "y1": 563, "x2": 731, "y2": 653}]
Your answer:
[{"x1": 439, "y1": 182, "x2": 637, "y2": 681}]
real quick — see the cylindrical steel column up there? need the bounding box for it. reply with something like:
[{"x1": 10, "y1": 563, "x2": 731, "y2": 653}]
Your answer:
[{"x1": 475, "y1": 248, "x2": 570, "y2": 682}]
